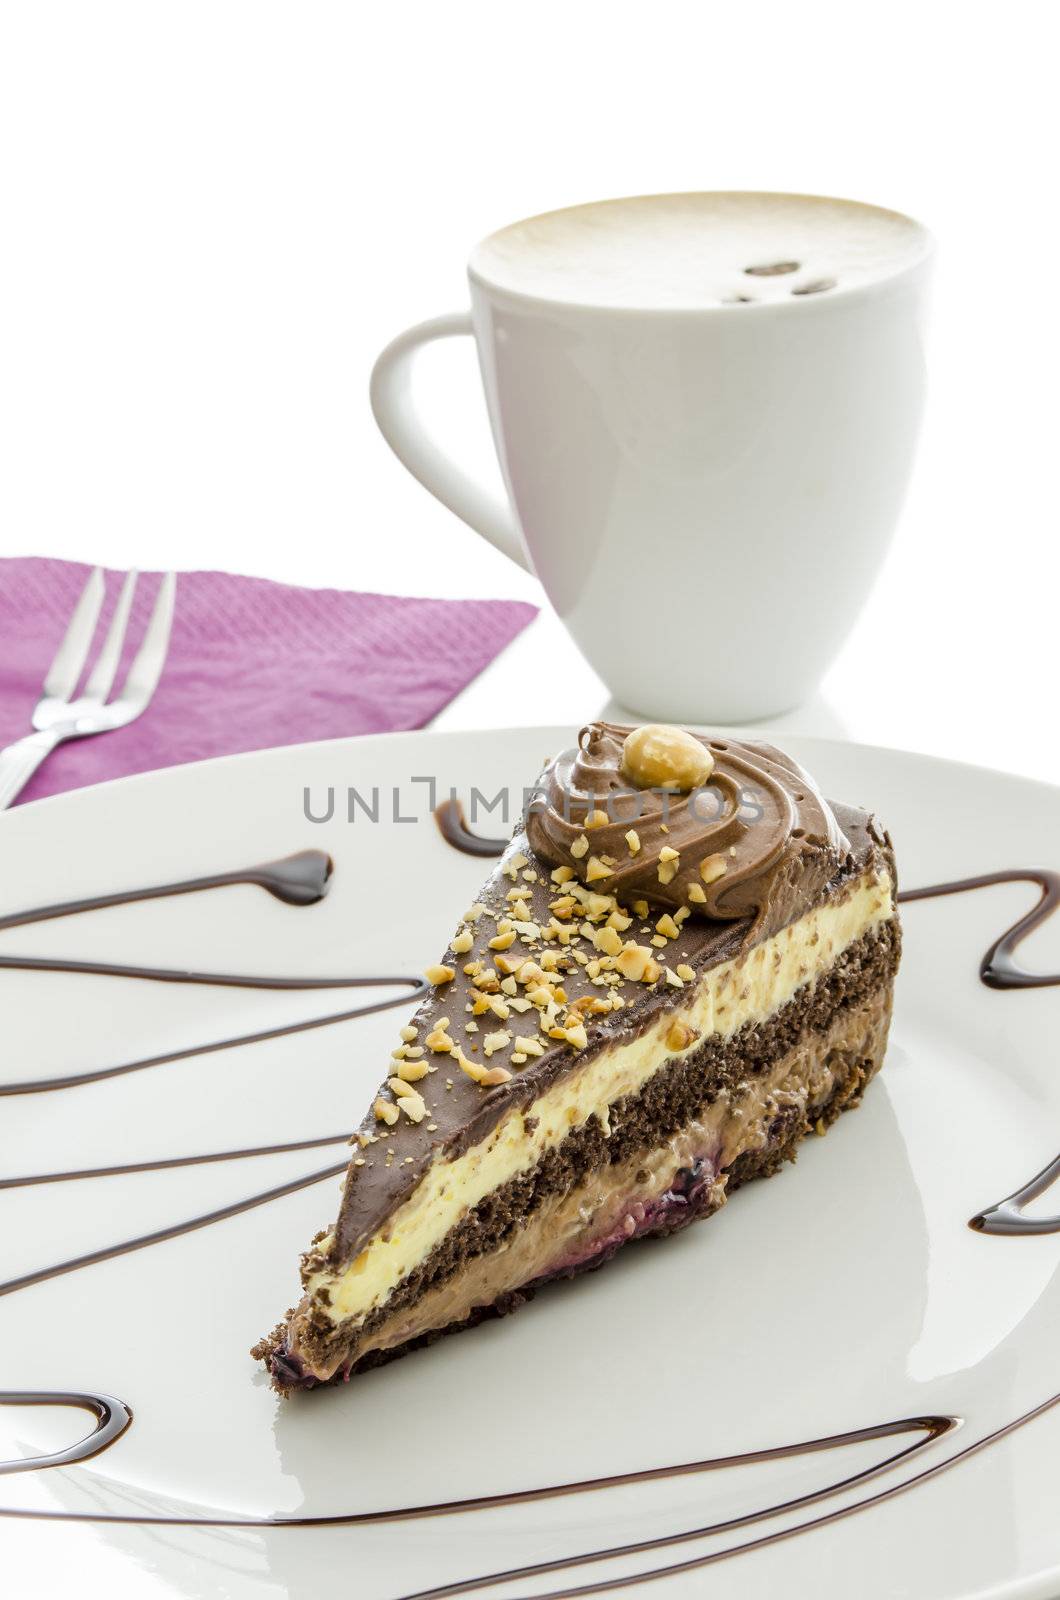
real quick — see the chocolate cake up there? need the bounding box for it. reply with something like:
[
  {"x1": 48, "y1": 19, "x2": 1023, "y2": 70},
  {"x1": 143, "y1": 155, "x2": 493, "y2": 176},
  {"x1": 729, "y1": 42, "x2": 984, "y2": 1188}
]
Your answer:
[{"x1": 255, "y1": 723, "x2": 900, "y2": 1390}]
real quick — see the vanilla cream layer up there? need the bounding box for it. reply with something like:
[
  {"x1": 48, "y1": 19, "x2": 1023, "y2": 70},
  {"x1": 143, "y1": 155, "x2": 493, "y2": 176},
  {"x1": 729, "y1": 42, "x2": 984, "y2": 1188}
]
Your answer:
[{"x1": 309, "y1": 870, "x2": 893, "y2": 1326}]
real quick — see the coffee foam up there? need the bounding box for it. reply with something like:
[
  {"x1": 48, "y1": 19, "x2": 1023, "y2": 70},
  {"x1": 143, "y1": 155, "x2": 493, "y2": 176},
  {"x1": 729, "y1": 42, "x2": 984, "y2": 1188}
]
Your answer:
[{"x1": 470, "y1": 192, "x2": 929, "y2": 309}]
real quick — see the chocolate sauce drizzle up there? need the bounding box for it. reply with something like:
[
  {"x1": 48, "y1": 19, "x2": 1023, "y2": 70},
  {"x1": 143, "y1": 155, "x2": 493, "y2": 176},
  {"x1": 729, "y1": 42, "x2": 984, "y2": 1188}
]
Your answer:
[
  {"x1": 898, "y1": 868, "x2": 1060, "y2": 990},
  {"x1": 433, "y1": 797, "x2": 508, "y2": 857},
  {"x1": 0, "y1": 855, "x2": 426, "y2": 1298},
  {"x1": 0, "y1": 1393, "x2": 131, "y2": 1475},
  {"x1": 1, "y1": 838, "x2": 1057, "y2": 1600},
  {"x1": 898, "y1": 869, "x2": 1060, "y2": 1235}
]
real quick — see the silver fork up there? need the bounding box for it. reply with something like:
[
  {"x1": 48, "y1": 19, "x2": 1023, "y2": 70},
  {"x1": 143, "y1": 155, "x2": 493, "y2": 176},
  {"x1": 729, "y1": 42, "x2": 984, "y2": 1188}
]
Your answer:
[{"x1": 0, "y1": 567, "x2": 177, "y2": 810}]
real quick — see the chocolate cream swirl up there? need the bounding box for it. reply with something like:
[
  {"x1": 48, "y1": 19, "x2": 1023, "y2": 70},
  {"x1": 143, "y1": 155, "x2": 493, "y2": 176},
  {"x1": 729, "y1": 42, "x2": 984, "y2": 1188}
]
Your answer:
[{"x1": 525, "y1": 723, "x2": 852, "y2": 943}]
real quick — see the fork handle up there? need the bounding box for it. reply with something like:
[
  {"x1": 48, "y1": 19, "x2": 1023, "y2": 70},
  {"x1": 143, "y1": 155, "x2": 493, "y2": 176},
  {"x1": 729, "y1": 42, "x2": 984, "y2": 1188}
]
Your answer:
[{"x1": 0, "y1": 729, "x2": 63, "y2": 810}]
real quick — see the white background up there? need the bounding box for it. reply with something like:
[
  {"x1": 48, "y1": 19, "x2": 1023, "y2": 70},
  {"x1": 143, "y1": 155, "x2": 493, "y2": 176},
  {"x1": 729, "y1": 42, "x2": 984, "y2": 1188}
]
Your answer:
[{"x1": 0, "y1": 1, "x2": 1057, "y2": 780}]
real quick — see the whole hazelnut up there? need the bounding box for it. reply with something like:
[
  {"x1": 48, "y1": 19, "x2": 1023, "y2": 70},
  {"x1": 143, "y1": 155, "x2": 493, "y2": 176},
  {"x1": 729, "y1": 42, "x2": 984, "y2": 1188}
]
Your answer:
[{"x1": 621, "y1": 725, "x2": 715, "y2": 793}]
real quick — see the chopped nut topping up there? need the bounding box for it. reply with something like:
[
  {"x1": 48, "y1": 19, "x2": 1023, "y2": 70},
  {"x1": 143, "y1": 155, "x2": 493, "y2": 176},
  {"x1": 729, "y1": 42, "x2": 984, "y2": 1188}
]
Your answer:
[
  {"x1": 585, "y1": 856, "x2": 611, "y2": 884},
  {"x1": 570, "y1": 835, "x2": 589, "y2": 859},
  {"x1": 632, "y1": 898, "x2": 649, "y2": 918},
  {"x1": 615, "y1": 942, "x2": 662, "y2": 983},
  {"x1": 454, "y1": 1049, "x2": 489, "y2": 1083},
  {"x1": 666, "y1": 1020, "x2": 697, "y2": 1051},
  {"x1": 656, "y1": 846, "x2": 680, "y2": 886},
  {"x1": 686, "y1": 882, "x2": 707, "y2": 904},
  {"x1": 424, "y1": 964, "x2": 455, "y2": 985},
  {"x1": 700, "y1": 853, "x2": 728, "y2": 884},
  {"x1": 551, "y1": 865, "x2": 576, "y2": 884},
  {"x1": 396, "y1": 1059, "x2": 430, "y2": 1082},
  {"x1": 594, "y1": 925, "x2": 623, "y2": 957},
  {"x1": 488, "y1": 929, "x2": 517, "y2": 951},
  {"x1": 480, "y1": 1065, "x2": 513, "y2": 1086},
  {"x1": 483, "y1": 1029, "x2": 512, "y2": 1057},
  {"x1": 625, "y1": 829, "x2": 641, "y2": 855},
  {"x1": 400, "y1": 1025, "x2": 418, "y2": 1043},
  {"x1": 399, "y1": 1093, "x2": 427, "y2": 1123},
  {"x1": 548, "y1": 1019, "x2": 588, "y2": 1050},
  {"x1": 373, "y1": 1098, "x2": 399, "y2": 1126},
  {"x1": 655, "y1": 913, "x2": 680, "y2": 939},
  {"x1": 584, "y1": 808, "x2": 610, "y2": 828},
  {"x1": 676, "y1": 963, "x2": 695, "y2": 982},
  {"x1": 450, "y1": 928, "x2": 474, "y2": 954}
]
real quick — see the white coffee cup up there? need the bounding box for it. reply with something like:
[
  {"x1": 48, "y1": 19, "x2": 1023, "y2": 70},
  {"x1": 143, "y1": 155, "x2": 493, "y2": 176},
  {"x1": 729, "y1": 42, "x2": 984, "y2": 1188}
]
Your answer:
[{"x1": 371, "y1": 192, "x2": 933, "y2": 722}]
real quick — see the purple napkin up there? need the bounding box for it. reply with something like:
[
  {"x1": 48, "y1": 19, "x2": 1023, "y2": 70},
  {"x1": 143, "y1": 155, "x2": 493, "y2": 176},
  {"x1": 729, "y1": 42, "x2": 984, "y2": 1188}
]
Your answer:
[{"x1": 0, "y1": 558, "x2": 537, "y2": 804}]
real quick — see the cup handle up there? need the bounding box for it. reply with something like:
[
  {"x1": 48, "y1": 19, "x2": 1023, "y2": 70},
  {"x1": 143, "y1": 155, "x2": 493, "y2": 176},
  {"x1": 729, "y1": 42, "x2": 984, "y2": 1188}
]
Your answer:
[{"x1": 369, "y1": 312, "x2": 531, "y2": 572}]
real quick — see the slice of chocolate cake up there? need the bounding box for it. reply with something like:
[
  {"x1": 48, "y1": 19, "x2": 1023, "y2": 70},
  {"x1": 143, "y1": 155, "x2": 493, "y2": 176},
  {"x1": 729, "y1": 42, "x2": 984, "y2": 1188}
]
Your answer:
[{"x1": 256, "y1": 723, "x2": 900, "y2": 1391}]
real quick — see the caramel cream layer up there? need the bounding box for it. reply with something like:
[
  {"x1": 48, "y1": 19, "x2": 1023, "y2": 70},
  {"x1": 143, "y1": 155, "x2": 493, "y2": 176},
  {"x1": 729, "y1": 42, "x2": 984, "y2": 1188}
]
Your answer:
[{"x1": 307, "y1": 870, "x2": 893, "y2": 1328}]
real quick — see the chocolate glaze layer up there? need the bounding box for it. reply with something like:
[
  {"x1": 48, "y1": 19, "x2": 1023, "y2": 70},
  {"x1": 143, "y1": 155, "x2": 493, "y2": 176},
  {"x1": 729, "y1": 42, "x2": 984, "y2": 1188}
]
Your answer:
[{"x1": 526, "y1": 723, "x2": 851, "y2": 941}]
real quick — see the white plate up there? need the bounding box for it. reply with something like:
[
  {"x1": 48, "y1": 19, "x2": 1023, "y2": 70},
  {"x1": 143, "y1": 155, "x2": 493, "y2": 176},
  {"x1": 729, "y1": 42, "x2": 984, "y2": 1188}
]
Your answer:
[{"x1": 1, "y1": 728, "x2": 1059, "y2": 1600}]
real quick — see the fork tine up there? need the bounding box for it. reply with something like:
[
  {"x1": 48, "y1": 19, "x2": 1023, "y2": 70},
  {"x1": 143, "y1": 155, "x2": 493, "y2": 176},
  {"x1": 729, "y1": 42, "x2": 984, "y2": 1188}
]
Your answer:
[
  {"x1": 83, "y1": 569, "x2": 138, "y2": 703},
  {"x1": 118, "y1": 572, "x2": 177, "y2": 709},
  {"x1": 42, "y1": 566, "x2": 106, "y2": 701}
]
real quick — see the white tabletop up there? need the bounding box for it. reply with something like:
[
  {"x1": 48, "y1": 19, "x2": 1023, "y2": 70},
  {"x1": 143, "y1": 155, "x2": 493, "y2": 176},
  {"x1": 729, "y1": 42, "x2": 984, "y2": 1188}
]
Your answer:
[{"x1": 0, "y1": 3, "x2": 1056, "y2": 789}]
